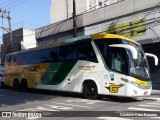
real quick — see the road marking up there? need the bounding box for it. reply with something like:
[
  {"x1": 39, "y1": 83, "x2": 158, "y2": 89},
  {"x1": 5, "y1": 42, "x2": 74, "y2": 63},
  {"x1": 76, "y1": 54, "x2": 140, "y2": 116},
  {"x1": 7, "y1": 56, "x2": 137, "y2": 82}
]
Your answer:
[
  {"x1": 66, "y1": 99, "x2": 102, "y2": 104},
  {"x1": 152, "y1": 117, "x2": 160, "y2": 119},
  {"x1": 26, "y1": 116, "x2": 40, "y2": 120},
  {"x1": 138, "y1": 104, "x2": 160, "y2": 108},
  {"x1": 147, "y1": 103, "x2": 160, "y2": 105},
  {"x1": 97, "y1": 117, "x2": 133, "y2": 120},
  {"x1": 18, "y1": 106, "x2": 58, "y2": 111},
  {"x1": 45, "y1": 104, "x2": 73, "y2": 110},
  {"x1": 51, "y1": 102, "x2": 91, "y2": 108},
  {"x1": 128, "y1": 107, "x2": 160, "y2": 111},
  {"x1": 144, "y1": 97, "x2": 160, "y2": 101}
]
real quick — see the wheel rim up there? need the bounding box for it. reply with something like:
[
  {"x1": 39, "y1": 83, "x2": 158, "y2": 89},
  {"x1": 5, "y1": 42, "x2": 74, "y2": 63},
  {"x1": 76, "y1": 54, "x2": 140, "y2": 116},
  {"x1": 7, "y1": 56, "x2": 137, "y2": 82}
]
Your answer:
[{"x1": 86, "y1": 85, "x2": 95, "y2": 96}]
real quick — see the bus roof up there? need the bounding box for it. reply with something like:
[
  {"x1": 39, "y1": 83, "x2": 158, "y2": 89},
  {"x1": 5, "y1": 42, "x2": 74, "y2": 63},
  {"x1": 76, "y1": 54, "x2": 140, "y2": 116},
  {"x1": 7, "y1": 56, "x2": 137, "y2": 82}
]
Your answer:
[
  {"x1": 91, "y1": 34, "x2": 140, "y2": 45},
  {"x1": 7, "y1": 33, "x2": 140, "y2": 56}
]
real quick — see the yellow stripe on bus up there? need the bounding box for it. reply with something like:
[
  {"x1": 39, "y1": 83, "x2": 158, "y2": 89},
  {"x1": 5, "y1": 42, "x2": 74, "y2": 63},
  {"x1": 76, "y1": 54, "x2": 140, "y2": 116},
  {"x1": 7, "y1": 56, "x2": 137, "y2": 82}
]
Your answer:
[
  {"x1": 134, "y1": 78, "x2": 149, "y2": 86},
  {"x1": 91, "y1": 34, "x2": 140, "y2": 46}
]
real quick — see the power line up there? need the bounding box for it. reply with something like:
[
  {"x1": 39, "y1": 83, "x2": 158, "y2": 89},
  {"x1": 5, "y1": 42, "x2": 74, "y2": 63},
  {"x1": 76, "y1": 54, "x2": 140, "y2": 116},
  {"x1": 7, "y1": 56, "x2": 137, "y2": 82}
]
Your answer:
[
  {"x1": 0, "y1": 0, "x2": 14, "y2": 6},
  {"x1": 3, "y1": 0, "x2": 160, "y2": 48},
  {"x1": 2, "y1": 0, "x2": 21, "y2": 8},
  {"x1": 8, "y1": 0, "x2": 27, "y2": 10},
  {"x1": 7, "y1": 17, "x2": 157, "y2": 48},
  {"x1": 4, "y1": 1, "x2": 158, "y2": 40}
]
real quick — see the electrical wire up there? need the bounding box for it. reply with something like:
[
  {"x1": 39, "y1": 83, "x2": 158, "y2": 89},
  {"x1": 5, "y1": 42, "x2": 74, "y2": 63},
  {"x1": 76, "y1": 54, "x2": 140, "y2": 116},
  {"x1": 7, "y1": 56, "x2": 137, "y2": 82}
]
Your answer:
[
  {"x1": 2, "y1": 0, "x2": 21, "y2": 8},
  {"x1": 3, "y1": 0, "x2": 160, "y2": 48},
  {"x1": 8, "y1": 0, "x2": 27, "y2": 10},
  {"x1": 1, "y1": 13, "x2": 155, "y2": 48},
  {"x1": 0, "y1": 0, "x2": 14, "y2": 6}
]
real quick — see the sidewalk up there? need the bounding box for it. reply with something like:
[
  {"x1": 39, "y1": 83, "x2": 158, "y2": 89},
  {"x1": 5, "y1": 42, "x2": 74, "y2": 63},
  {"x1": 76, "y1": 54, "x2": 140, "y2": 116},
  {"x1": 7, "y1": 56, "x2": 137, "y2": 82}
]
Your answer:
[{"x1": 152, "y1": 89, "x2": 160, "y2": 95}]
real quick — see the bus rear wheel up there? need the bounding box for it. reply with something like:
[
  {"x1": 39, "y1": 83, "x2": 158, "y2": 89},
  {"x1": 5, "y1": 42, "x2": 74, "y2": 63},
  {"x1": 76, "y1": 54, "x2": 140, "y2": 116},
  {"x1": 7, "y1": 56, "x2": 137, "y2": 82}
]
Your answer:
[
  {"x1": 20, "y1": 79, "x2": 28, "y2": 92},
  {"x1": 83, "y1": 82, "x2": 98, "y2": 99},
  {"x1": 13, "y1": 79, "x2": 20, "y2": 91}
]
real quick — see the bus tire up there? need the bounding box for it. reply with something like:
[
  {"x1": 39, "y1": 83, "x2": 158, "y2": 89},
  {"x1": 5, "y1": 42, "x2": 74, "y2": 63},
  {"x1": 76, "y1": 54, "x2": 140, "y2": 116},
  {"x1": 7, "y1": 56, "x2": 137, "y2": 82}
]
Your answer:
[
  {"x1": 20, "y1": 79, "x2": 28, "y2": 92},
  {"x1": 13, "y1": 79, "x2": 20, "y2": 91},
  {"x1": 83, "y1": 81, "x2": 98, "y2": 99}
]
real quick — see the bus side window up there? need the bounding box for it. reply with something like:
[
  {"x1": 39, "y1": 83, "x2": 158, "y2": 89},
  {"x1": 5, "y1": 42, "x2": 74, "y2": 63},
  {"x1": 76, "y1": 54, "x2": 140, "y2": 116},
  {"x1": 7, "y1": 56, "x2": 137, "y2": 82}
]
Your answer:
[
  {"x1": 19, "y1": 53, "x2": 29, "y2": 65},
  {"x1": 5, "y1": 55, "x2": 12, "y2": 65},
  {"x1": 58, "y1": 45, "x2": 75, "y2": 61},
  {"x1": 111, "y1": 52, "x2": 122, "y2": 72},
  {"x1": 12, "y1": 55, "x2": 20, "y2": 65},
  {"x1": 50, "y1": 48, "x2": 58, "y2": 62},
  {"x1": 29, "y1": 50, "x2": 42, "y2": 64},
  {"x1": 42, "y1": 49, "x2": 51, "y2": 63},
  {"x1": 41, "y1": 48, "x2": 58, "y2": 63},
  {"x1": 110, "y1": 49, "x2": 128, "y2": 75},
  {"x1": 75, "y1": 42, "x2": 97, "y2": 63}
]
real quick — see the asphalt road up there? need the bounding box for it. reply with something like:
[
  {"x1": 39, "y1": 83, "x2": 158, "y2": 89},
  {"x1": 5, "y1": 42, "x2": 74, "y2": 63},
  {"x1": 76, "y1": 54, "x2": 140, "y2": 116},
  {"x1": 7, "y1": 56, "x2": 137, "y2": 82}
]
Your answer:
[{"x1": 0, "y1": 88, "x2": 160, "y2": 120}]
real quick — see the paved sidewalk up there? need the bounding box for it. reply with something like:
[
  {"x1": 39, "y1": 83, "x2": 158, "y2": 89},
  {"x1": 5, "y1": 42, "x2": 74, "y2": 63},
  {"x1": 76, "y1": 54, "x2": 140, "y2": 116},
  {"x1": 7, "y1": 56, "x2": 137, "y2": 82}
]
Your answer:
[{"x1": 152, "y1": 89, "x2": 160, "y2": 95}]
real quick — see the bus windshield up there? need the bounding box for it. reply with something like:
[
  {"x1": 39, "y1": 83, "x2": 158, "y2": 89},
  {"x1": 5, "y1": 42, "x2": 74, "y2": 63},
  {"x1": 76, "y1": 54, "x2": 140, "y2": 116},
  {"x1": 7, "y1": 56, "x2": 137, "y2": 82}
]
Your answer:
[
  {"x1": 95, "y1": 38, "x2": 150, "y2": 81},
  {"x1": 124, "y1": 41, "x2": 150, "y2": 80}
]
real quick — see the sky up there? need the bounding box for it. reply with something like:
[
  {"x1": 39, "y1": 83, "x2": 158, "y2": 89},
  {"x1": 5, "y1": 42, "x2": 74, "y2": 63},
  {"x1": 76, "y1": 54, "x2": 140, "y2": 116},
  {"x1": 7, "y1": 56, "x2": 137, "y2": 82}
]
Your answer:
[{"x1": 0, "y1": 0, "x2": 51, "y2": 34}]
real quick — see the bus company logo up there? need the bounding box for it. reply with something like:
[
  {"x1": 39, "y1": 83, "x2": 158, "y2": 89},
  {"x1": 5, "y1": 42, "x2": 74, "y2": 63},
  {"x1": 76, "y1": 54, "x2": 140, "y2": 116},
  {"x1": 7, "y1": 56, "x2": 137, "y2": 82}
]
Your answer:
[
  {"x1": 79, "y1": 65, "x2": 95, "y2": 70},
  {"x1": 106, "y1": 84, "x2": 124, "y2": 93}
]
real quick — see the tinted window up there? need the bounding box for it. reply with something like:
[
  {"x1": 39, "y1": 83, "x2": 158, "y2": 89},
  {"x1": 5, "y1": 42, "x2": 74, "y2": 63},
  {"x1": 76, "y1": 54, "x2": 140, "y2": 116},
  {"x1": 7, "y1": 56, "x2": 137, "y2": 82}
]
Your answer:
[
  {"x1": 19, "y1": 53, "x2": 29, "y2": 64},
  {"x1": 29, "y1": 50, "x2": 42, "y2": 64},
  {"x1": 12, "y1": 55, "x2": 20, "y2": 65},
  {"x1": 41, "y1": 48, "x2": 58, "y2": 63},
  {"x1": 75, "y1": 42, "x2": 97, "y2": 62},
  {"x1": 58, "y1": 45, "x2": 75, "y2": 61},
  {"x1": 5, "y1": 55, "x2": 12, "y2": 65}
]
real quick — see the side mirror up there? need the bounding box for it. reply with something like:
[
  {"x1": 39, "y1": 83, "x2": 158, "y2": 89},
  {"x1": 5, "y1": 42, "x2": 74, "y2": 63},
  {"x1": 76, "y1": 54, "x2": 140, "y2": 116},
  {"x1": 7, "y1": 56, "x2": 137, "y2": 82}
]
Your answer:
[
  {"x1": 109, "y1": 44, "x2": 138, "y2": 59},
  {"x1": 144, "y1": 53, "x2": 158, "y2": 66}
]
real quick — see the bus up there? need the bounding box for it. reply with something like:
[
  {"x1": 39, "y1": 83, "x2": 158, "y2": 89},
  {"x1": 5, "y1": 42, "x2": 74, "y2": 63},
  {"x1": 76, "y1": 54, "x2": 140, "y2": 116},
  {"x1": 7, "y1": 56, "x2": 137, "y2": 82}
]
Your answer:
[{"x1": 4, "y1": 34, "x2": 158, "y2": 99}]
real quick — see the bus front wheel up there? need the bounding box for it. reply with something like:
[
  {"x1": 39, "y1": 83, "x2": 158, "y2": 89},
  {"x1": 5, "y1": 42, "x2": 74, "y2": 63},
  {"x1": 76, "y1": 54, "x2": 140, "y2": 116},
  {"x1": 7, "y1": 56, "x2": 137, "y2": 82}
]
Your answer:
[{"x1": 83, "y1": 81, "x2": 98, "y2": 99}]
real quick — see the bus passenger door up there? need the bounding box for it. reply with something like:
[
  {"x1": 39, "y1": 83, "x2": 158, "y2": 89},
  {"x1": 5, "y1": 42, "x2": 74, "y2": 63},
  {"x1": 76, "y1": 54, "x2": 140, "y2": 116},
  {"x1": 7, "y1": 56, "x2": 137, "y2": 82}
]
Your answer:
[{"x1": 108, "y1": 48, "x2": 127, "y2": 96}]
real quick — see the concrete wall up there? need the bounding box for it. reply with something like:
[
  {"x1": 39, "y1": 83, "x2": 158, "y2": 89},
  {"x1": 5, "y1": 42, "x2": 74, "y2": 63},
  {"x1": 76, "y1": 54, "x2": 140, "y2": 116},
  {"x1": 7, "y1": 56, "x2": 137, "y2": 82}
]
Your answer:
[
  {"x1": 21, "y1": 28, "x2": 36, "y2": 50},
  {"x1": 50, "y1": 0, "x2": 68, "y2": 24},
  {"x1": 38, "y1": 0, "x2": 121, "y2": 40},
  {"x1": 36, "y1": 15, "x2": 83, "y2": 39},
  {"x1": 83, "y1": 0, "x2": 160, "y2": 26},
  {"x1": 37, "y1": 27, "x2": 84, "y2": 46},
  {"x1": 84, "y1": 0, "x2": 160, "y2": 44},
  {"x1": 50, "y1": 0, "x2": 119, "y2": 24},
  {"x1": 50, "y1": 0, "x2": 88, "y2": 24},
  {"x1": 39, "y1": 0, "x2": 160, "y2": 44}
]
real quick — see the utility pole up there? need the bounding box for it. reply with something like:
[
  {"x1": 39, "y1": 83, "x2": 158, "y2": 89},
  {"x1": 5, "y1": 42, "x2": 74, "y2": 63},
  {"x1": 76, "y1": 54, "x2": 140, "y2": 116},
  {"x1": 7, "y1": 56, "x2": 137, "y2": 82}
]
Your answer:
[
  {"x1": 8, "y1": 11, "x2": 12, "y2": 52},
  {"x1": 0, "y1": 8, "x2": 12, "y2": 65},
  {"x1": 0, "y1": 8, "x2": 12, "y2": 51},
  {"x1": 73, "y1": 0, "x2": 77, "y2": 38}
]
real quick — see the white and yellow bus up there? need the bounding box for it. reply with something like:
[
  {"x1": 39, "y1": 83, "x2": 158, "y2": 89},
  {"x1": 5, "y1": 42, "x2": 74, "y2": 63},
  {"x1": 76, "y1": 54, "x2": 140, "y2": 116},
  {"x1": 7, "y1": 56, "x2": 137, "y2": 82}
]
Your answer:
[{"x1": 4, "y1": 34, "x2": 158, "y2": 99}]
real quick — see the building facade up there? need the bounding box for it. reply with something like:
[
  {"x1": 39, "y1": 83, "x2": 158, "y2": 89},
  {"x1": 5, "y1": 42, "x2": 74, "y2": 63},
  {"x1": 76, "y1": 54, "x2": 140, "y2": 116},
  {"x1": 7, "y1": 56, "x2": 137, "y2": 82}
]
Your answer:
[
  {"x1": 50, "y1": 0, "x2": 119, "y2": 24},
  {"x1": 1, "y1": 28, "x2": 36, "y2": 65}
]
